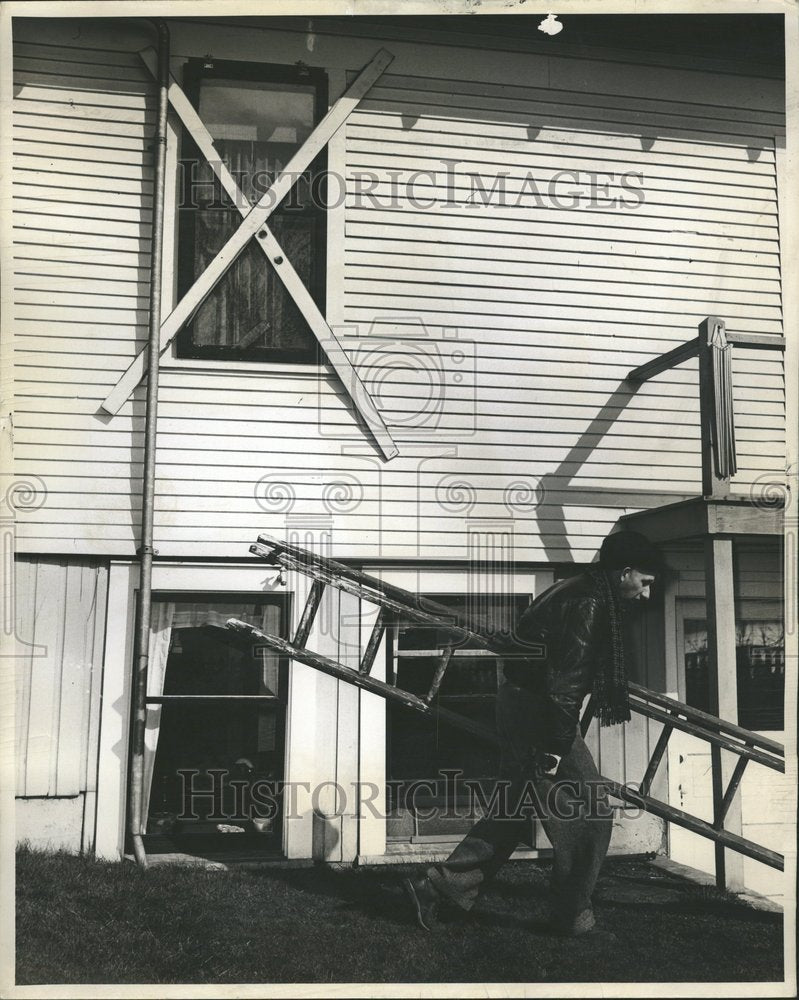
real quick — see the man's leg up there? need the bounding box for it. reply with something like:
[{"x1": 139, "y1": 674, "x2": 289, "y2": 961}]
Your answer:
[
  {"x1": 538, "y1": 732, "x2": 613, "y2": 933},
  {"x1": 425, "y1": 769, "x2": 536, "y2": 911},
  {"x1": 406, "y1": 681, "x2": 541, "y2": 922}
]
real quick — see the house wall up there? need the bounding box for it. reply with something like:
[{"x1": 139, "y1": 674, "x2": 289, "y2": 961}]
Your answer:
[
  {"x1": 8, "y1": 17, "x2": 787, "y2": 874},
  {"x1": 14, "y1": 557, "x2": 108, "y2": 853},
  {"x1": 10, "y1": 16, "x2": 785, "y2": 563},
  {"x1": 14, "y1": 550, "x2": 667, "y2": 862}
]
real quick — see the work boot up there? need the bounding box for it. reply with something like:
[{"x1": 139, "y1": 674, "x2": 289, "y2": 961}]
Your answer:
[
  {"x1": 403, "y1": 872, "x2": 441, "y2": 931},
  {"x1": 550, "y1": 906, "x2": 596, "y2": 937}
]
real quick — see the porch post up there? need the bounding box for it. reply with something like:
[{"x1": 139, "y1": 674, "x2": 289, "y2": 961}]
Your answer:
[{"x1": 703, "y1": 536, "x2": 744, "y2": 890}]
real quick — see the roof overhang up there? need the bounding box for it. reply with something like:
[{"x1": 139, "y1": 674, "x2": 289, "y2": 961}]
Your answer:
[{"x1": 619, "y1": 496, "x2": 785, "y2": 543}]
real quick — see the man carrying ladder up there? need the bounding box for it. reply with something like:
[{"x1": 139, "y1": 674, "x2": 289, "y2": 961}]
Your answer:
[{"x1": 404, "y1": 530, "x2": 663, "y2": 938}]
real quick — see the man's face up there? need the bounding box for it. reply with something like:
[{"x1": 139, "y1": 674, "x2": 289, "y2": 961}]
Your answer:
[{"x1": 618, "y1": 567, "x2": 655, "y2": 602}]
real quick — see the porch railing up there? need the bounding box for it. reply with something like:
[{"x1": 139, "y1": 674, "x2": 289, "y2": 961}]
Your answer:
[{"x1": 581, "y1": 683, "x2": 785, "y2": 883}]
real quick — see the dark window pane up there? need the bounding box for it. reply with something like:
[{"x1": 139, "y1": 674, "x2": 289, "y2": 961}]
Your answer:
[
  {"x1": 683, "y1": 618, "x2": 784, "y2": 730},
  {"x1": 200, "y1": 79, "x2": 316, "y2": 158},
  {"x1": 177, "y1": 67, "x2": 325, "y2": 362},
  {"x1": 190, "y1": 213, "x2": 318, "y2": 356},
  {"x1": 735, "y1": 621, "x2": 785, "y2": 730},
  {"x1": 145, "y1": 595, "x2": 288, "y2": 846},
  {"x1": 387, "y1": 593, "x2": 531, "y2": 839}
]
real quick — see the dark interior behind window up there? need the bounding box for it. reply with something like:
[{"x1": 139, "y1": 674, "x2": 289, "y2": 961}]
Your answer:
[{"x1": 177, "y1": 59, "x2": 327, "y2": 363}]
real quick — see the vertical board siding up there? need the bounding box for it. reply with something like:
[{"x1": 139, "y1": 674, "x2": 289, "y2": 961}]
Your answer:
[
  {"x1": 12, "y1": 27, "x2": 785, "y2": 562},
  {"x1": 15, "y1": 557, "x2": 108, "y2": 799},
  {"x1": 582, "y1": 599, "x2": 665, "y2": 791}
]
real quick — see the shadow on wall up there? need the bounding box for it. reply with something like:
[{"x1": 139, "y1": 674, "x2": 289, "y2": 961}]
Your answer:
[{"x1": 535, "y1": 378, "x2": 646, "y2": 564}]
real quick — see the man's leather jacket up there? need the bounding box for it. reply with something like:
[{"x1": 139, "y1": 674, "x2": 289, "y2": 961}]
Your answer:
[{"x1": 502, "y1": 571, "x2": 610, "y2": 758}]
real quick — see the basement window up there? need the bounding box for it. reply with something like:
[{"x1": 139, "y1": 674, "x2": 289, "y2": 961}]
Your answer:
[
  {"x1": 140, "y1": 593, "x2": 290, "y2": 860},
  {"x1": 176, "y1": 59, "x2": 328, "y2": 363},
  {"x1": 386, "y1": 592, "x2": 532, "y2": 843}
]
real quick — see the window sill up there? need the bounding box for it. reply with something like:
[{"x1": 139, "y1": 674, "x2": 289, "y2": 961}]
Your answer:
[{"x1": 160, "y1": 356, "x2": 332, "y2": 378}]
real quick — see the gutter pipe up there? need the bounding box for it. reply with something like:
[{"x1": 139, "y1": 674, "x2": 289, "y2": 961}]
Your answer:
[{"x1": 129, "y1": 18, "x2": 170, "y2": 869}]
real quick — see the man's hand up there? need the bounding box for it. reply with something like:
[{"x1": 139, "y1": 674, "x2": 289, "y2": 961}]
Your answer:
[{"x1": 534, "y1": 750, "x2": 562, "y2": 780}]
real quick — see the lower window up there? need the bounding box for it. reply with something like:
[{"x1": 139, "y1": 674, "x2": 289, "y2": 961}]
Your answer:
[
  {"x1": 386, "y1": 592, "x2": 531, "y2": 843},
  {"x1": 140, "y1": 593, "x2": 289, "y2": 858}
]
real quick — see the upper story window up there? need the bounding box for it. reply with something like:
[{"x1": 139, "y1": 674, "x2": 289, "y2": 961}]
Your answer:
[{"x1": 177, "y1": 59, "x2": 328, "y2": 363}]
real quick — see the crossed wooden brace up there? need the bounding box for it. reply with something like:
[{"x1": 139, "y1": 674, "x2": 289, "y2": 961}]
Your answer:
[{"x1": 101, "y1": 47, "x2": 399, "y2": 461}]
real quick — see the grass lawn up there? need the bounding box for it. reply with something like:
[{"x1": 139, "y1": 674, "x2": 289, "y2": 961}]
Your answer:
[{"x1": 16, "y1": 847, "x2": 784, "y2": 986}]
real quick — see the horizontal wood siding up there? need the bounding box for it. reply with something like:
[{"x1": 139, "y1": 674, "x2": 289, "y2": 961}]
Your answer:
[
  {"x1": 11, "y1": 24, "x2": 785, "y2": 561},
  {"x1": 340, "y1": 69, "x2": 785, "y2": 560},
  {"x1": 15, "y1": 557, "x2": 108, "y2": 801}
]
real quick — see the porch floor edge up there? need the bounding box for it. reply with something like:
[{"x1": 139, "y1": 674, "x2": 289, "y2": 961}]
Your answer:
[{"x1": 651, "y1": 855, "x2": 784, "y2": 913}]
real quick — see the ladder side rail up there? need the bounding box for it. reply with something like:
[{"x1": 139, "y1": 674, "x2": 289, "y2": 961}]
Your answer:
[
  {"x1": 226, "y1": 620, "x2": 495, "y2": 741},
  {"x1": 252, "y1": 537, "x2": 531, "y2": 651},
  {"x1": 605, "y1": 780, "x2": 783, "y2": 871},
  {"x1": 628, "y1": 682, "x2": 784, "y2": 756},
  {"x1": 631, "y1": 699, "x2": 784, "y2": 772},
  {"x1": 259, "y1": 547, "x2": 545, "y2": 658}
]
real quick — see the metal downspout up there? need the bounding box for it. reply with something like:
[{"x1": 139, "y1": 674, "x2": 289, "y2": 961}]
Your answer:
[{"x1": 129, "y1": 18, "x2": 170, "y2": 868}]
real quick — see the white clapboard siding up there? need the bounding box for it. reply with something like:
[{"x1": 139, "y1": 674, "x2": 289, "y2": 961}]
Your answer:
[
  {"x1": 12, "y1": 27, "x2": 785, "y2": 561},
  {"x1": 341, "y1": 70, "x2": 785, "y2": 522},
  {"x1": 15, "y1": 558, "x2": 108, "y2": 799}
]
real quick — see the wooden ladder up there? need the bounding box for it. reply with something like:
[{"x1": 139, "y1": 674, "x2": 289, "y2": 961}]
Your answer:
[
  {"x1": 225, "y1": 533, "x2": 785, "y2": 878},
  {"x1": 226, "y1": 533, "x2": 544, "y2": 741}
]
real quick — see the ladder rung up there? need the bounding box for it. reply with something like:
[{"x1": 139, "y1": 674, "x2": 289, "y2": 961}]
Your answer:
[
  {"x1": 425, "y1": 647, "x2": 453, "y2": 704},
  {"x1": 639, "y1": 720, "x2": 674, "y2": 797},
  {"x1": 225, "y1": 619, "x2": 497, "y2": 742},
  {"x1": 292, "y1": 578, "x2": 325, "y2": 649},
  {"x1": 360, "y1": 608, "x2": 389, "y2": 675},
  {"x1": 719, "y1": 755, "x2": 749, "y2": 824}
]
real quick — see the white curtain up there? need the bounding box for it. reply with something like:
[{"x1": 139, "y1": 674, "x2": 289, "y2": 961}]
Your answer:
[{"x1": 140, "y1": 601, "x2": 175, "y2": 834}]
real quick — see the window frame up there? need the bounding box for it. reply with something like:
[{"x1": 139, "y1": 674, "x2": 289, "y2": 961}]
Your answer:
[
  {"x1": 146, "y1": 590, "x2": 290, "y2": 703},
  {"x1": 176, "y1": 57, "x2": 329, "y2": 365},
  {"x1": 351, "y1": 565, "x2": 553, "y2": 859}
]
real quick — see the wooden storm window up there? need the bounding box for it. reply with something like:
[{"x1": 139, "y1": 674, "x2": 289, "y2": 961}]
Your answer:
[{"x1": 177, "y1": 59, "x2": 328, "y2": 363}]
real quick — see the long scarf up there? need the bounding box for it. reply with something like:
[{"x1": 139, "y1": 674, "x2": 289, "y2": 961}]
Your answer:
[{"x1": 586, "y1": 567, "x2": 631, "y2": 727}]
